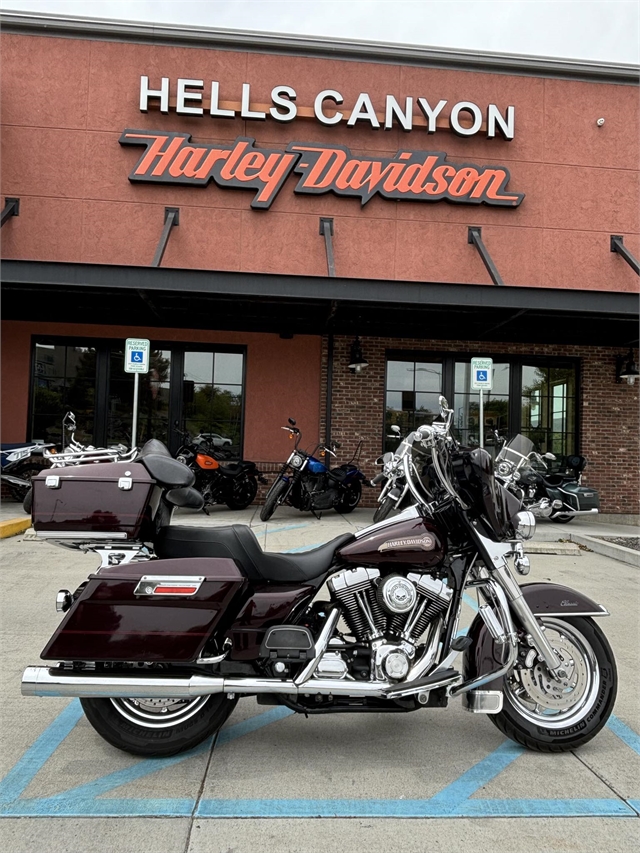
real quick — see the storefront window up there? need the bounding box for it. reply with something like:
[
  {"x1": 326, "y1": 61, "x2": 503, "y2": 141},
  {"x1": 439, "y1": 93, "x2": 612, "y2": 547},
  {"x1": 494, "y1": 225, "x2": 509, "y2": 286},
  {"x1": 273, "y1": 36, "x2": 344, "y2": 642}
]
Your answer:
[
  {"x1": 521, "y1": 365, "x2": 576, "y2": 459},
  {"x1": 31, "y1": 344, "x2": 96, "y2": 444},
  {"x1": 385, "y1": 359, "x2": 442, "y2": 451},
  {"x1": 183, "y1": 351, "x2": 244, "y2": 455},
  {"x1": 30, "y1": 340, "x2": 245, "y2": 455}
]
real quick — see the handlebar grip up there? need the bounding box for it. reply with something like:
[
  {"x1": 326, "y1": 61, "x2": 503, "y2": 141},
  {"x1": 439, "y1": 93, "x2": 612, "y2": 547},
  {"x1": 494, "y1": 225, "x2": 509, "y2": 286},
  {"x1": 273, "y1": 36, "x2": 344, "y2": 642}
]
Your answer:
[{"x1": 371, "y1": 471, "x2": 386, "y2": 485}]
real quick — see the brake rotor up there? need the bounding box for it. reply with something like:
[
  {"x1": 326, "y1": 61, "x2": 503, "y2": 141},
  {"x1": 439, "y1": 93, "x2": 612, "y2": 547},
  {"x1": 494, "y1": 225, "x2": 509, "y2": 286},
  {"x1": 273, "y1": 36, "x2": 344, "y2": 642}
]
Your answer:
[{"x1": 518, "y1": 631, "x2": 588, "y2": 711}]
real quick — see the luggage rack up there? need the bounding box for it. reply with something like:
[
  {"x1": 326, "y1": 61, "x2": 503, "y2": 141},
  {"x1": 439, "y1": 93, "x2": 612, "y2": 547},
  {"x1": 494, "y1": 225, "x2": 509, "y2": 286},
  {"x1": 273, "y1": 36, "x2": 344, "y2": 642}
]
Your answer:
[{"x1": 34, "y1": 531, "x2": 152, "y2": 568}]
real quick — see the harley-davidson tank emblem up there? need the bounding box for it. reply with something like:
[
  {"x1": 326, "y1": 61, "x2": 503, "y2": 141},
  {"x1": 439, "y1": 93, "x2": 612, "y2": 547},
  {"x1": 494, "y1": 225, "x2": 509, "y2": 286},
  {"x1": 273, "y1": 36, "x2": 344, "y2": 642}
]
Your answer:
[
  {"x1": 119, "y1": 131, "x2": 524, "y2": 210},
  {"x1": 378, "y1": 535, "x2": 436, "y2": 553}
]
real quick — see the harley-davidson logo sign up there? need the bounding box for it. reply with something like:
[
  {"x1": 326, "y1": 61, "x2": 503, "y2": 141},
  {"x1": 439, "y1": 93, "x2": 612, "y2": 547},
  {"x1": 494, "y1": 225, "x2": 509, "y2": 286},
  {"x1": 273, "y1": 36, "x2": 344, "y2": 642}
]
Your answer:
[
  {"x1": 120, "y1": 130, "x2": 524, "y2": 210},
  {"x1": 378, "y1": 535, "x2": 436, "y2": 553}
]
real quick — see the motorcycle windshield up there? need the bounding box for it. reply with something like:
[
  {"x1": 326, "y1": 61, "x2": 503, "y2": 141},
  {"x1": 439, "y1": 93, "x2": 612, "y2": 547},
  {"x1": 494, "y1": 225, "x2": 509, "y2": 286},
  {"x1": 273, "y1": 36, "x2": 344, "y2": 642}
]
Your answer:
[{"x1": 497, "y1": 434, "x2": 534, "y2": 468}]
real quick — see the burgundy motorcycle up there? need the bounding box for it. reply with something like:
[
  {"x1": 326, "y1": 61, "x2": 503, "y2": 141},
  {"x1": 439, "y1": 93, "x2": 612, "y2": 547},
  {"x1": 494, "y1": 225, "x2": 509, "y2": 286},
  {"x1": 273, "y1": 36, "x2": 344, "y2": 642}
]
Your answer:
[{"x1": 22, "y1": 399, "x2": 617, "y2": 758}]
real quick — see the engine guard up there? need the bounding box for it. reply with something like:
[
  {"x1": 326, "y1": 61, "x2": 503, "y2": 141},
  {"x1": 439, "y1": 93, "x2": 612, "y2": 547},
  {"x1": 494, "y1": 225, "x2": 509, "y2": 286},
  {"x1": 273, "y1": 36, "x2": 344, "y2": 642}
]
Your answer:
[{"x1": 463, "y1": 582, "x2": 608, "y2": 686}]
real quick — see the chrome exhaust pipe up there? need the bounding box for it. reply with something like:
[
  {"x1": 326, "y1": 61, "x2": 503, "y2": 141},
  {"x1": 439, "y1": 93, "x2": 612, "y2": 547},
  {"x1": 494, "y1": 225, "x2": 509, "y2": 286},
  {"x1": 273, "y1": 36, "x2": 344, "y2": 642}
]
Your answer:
[{"x1": 21, "y1": 666, "x2": 392, "y2": 700}]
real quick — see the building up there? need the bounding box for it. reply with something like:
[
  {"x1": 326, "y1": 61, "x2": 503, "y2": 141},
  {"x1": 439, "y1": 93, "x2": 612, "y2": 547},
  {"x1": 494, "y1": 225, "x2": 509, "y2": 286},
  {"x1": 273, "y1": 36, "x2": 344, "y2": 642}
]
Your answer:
[{"x1": 1, "y1": 12, "x2": 638, "y2": 514}]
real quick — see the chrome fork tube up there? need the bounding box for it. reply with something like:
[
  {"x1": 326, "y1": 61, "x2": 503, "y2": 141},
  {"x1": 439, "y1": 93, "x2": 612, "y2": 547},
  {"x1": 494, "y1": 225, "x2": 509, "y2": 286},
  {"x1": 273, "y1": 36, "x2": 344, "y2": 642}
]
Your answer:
[{"x1": 492, "y1": 564, "x2": 563, "y2": 673}]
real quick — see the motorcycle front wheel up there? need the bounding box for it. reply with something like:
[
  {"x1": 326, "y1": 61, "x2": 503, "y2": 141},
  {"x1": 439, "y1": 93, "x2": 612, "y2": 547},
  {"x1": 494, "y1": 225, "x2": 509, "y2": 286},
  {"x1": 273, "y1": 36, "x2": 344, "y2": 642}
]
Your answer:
[
  {"x1": 259, "y1": 478, "x2": 288, "y2": 522},
  {"x1": 80, "y1": 694, "x2": 238, "y2": 757},
  {"x1": 491, "y1": 616, "x2": 617, "y2": 752},
  {"x1": 225, "y1": 474, "x2": 258, "y2": 510},
  {"x1": 373, "y1": 496, "x2": 395, "y2": 523}
]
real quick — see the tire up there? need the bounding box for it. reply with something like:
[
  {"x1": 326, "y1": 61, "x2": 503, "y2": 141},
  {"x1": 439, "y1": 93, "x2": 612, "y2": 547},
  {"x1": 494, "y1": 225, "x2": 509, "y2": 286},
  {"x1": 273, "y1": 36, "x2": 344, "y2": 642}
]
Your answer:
[
  {"x1": 80, "y1": 693, "x2": 238, "y2": 757},
  {"x1": 491, "y1": 616, "x2": 617, "y2": 752},
  {"x1": 260, "y1": 478, "x2": 288, "y2": 522},
  {"x1": 8, "y1": 463, "x2": 47, "y2": 502},
  {"x1": 373, "y1": 496, "x2": 395, "y2": 523},
  {"x1": 335, "y1": 480, "x2": 362, "y2": 514},
  {"x1": 226, "y1": 474, "x2": 258, "y2": 510},
  {"x1": 23, "y1": 487, "x2": 33, "y2": 515},
  {"x1": 550, "y1": 513, "x2": 574, "y2": 524}
]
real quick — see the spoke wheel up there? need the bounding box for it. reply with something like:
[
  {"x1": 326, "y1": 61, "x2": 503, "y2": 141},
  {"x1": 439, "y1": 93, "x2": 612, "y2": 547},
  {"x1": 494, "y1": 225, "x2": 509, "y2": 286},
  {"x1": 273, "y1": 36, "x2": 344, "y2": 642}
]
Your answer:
[
  {"x1": 226, "y1": 475, "x2": 258, "y2": 510},
  {"x1": 81, "y1": 693, "x2": 237, "y2": 757},
  {"x1": 491, "y1": 616, "x2": 617, "y2": 752}
]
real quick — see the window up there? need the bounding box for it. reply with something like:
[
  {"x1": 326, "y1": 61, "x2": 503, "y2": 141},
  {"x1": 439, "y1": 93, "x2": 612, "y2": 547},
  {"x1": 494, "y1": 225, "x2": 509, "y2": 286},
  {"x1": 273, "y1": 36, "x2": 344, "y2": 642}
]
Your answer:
[
  {"x1": 384, "y1": 353, "x2": 578, "y2": 462},
  {"x1": 29, "y1": 339, "x2": 246, "y2": 456},
  {"x1": 385, "y1": 359, "x2": 442, "y2": 451}
]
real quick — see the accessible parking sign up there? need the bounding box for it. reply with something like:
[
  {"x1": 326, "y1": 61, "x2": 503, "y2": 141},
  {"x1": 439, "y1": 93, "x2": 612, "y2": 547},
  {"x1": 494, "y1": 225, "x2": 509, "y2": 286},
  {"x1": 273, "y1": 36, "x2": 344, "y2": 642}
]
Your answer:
[
  {"x1": 125, "y1": 338, "x2": 150, "y2": 374},
  {"x1": 471, "y1": 357, "x2": 493, "y2": 390}
]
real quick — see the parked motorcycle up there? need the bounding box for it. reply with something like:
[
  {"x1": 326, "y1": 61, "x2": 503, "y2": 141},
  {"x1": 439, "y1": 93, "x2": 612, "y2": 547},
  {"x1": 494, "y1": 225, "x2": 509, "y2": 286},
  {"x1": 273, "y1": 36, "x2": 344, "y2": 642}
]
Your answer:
[
  {"x1": 260, "y1": 419, "x2": 367, "y2": 521},
  {"x1": 371, "y1": 425, "x2": 432, "y2": 523},
  {"x1": 175, "y1": 429, "x2": 266, "y2": 512},
  {"x1": 1, "y1": 441, "x2": 55, "y2": 504},
  {"x1": 495, "y1": 434, "x2": 600, "y2": 524},
  {"x1": 22, "y1": 396, "x2": 616, "y2": 758}
]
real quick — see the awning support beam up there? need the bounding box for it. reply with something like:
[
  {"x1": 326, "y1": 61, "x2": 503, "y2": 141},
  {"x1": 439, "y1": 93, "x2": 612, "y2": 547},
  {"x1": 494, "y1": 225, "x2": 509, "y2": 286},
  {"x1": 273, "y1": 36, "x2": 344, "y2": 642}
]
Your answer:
[
  {"x1": 468, "y1": 226, "x2": 504, "y2": 286},
  {"x1": 1, "y1": 197, "x2": 20, "y2": 226},
  {"x1": 152, "y1": 207, "x2": 179, "y2": 267},
  {"x1": 610, "y1": 235, "x2": 640, "y2": 276},
  {"x1": 320, "y1": 217, "x2": 336, "y2": 277}
]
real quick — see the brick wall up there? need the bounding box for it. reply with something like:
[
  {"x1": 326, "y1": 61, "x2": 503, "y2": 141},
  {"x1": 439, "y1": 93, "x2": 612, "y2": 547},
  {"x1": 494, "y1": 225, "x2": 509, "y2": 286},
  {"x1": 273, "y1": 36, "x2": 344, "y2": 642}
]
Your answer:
[{"x1": 321, "y1": 336, "x2": 639, "y2": 514}]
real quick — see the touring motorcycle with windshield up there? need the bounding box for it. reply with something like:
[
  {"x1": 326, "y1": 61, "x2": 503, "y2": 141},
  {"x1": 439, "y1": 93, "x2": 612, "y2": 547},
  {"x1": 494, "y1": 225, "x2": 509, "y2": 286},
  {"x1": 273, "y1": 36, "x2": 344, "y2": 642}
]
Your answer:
[
  {"x1": 259, "y1": 418, "x2": 367, "y2": 521},
  {"x1": 22, "y1": 397, "x2": 616, "y2": 757},
  {"x1": 495, "y1": 434, "x2": 600, "y2": 524}
]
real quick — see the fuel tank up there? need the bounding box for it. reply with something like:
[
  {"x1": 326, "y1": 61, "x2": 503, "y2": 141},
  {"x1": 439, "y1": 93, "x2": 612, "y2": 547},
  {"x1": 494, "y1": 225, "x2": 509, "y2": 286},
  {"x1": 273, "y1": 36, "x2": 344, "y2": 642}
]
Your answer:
[{"x1": 338, "y1": 516, "x2": 446, "y2": 568}]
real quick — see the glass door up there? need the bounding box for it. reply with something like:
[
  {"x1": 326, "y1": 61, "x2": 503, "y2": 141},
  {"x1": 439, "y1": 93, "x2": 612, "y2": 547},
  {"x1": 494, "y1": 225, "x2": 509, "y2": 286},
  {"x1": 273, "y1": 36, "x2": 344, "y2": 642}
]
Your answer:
[{"x1": 106, "y1": 348, "x2": 172, "y2": 446}]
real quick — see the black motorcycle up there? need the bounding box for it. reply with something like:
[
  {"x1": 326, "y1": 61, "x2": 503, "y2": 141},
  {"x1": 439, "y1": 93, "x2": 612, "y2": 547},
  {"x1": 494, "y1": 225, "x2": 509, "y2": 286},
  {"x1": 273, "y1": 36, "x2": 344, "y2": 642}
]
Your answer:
[
  {"x1": 495, "y1": 434, "x2": 600, "y2": 523},
  {"x1": 175, "y1": 430, "x2": 267, "y2": 512},
  {"x1": 260, "y1": 418, "x2": 367, "y2": 521}
]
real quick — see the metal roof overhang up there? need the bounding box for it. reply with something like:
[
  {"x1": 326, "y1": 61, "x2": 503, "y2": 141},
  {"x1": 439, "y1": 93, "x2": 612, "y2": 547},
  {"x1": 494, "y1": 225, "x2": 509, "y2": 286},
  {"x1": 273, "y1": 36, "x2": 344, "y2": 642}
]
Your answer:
[{"x1": 1, "y1": 260, "x2": 638, "y2": 347}]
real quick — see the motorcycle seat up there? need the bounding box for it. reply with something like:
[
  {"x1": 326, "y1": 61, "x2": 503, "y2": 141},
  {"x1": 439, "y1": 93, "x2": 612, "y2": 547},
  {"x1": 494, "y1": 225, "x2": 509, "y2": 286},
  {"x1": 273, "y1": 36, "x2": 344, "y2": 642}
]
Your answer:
[
  {"x1": 137, "y1": 439, "x2": 195, "y2": 488},
  {"x1": 217, "y1": 462, "x2": 254, "y2": 478},
  {"x1": 155, "y1": 524, "x2": 354, "y2": 584}
]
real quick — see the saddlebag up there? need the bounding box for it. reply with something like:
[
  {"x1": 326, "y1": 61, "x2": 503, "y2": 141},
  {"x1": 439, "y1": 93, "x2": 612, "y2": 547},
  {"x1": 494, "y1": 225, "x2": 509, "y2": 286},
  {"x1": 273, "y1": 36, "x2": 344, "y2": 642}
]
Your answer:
[
  {"x1": 557, "y1": 482, "x2": 600, "y2": 512},
  {"x1": 41, "y1": 557, "x2": 247, "y2": 662},
  {"x1": 31, "y1": 461, "x2": 156, "y2": 540}
]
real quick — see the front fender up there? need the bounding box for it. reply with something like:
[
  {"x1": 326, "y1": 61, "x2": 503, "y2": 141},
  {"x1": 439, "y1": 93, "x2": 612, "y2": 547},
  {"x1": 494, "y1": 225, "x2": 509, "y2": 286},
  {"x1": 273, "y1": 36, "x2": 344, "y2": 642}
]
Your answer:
[{"x1": 463, "y1": 582, "x2": 609, "y2": 685}]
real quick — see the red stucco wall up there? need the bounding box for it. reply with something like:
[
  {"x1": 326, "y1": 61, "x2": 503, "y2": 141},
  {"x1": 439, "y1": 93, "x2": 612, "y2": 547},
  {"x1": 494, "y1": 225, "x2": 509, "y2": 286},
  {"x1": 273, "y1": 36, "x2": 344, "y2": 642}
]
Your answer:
[
  {"x1": 0, "y1": 320, "x2": 321, "y2": 462},
  {"x1": 1, "y1": 32, "x2": 638, "y2": 291}
]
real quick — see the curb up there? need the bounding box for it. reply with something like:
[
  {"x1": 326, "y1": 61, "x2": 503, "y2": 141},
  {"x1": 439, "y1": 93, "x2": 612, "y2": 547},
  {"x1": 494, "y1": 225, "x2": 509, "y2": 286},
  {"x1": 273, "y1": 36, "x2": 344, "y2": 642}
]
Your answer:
[
  {"x1": 569, "y1": 533, "x2": 640, "y2": 568},
  {"x1": 0, "y1": 517, "x2": 31, "y2": 539},
  {"x1": 525, "y1": 541, "x2": 581, "y2": 556}
]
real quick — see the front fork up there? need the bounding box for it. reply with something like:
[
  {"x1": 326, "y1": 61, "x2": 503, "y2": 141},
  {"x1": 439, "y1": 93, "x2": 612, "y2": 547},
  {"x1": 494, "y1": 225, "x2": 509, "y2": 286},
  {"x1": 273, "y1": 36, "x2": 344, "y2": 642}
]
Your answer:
[{"x1": 472, "y1": 528, "x2": 565, "y2": 679}]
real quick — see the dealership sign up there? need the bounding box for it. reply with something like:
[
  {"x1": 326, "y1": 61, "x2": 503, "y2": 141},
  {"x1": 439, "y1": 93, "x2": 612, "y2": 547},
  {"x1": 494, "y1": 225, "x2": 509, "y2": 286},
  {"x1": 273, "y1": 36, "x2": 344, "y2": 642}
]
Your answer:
[{"x1": 120, "y1": 131, "x2": 524, "y2": 210}]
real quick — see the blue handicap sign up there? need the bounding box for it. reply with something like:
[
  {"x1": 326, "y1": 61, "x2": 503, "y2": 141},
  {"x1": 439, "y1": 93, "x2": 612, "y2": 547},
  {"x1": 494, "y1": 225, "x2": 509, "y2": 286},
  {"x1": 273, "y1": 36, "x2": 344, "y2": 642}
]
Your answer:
[
  {"x1": 476, "y1": 370, "x2": 488, "y2": 382},
  {"x1": 131, "y1": 351, "x2": 144, "y2": 363}
]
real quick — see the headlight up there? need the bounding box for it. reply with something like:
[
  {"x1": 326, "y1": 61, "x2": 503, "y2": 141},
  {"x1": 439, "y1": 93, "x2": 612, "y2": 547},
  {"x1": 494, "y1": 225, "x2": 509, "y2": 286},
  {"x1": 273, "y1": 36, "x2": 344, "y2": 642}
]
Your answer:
[
  {"x1": 291, "y1": 455, "x2": 303, "y2": 468},
  {"x1": 497, "y1": 461, "x2": 512, "y2": 477},
  {"x1": 513, "y1": 510, "x2": 536, "y2": 540}
]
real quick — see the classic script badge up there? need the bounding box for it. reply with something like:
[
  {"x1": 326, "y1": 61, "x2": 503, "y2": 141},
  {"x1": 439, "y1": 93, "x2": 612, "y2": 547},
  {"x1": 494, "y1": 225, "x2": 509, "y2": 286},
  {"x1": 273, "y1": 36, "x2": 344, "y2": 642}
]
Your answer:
[
  {"x1": 120, "y1": 130, "x2": 525, "y2": 210},
  {"x1": 378, "y1": 535, "x2": 436, "y2": 553}
]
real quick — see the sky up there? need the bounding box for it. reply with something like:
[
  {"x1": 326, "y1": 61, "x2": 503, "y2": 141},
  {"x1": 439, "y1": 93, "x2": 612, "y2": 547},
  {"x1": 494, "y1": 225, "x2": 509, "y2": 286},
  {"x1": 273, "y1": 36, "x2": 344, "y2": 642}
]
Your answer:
[{"x1": 2, "y1": 0, "x2": 639, "y2": 65}]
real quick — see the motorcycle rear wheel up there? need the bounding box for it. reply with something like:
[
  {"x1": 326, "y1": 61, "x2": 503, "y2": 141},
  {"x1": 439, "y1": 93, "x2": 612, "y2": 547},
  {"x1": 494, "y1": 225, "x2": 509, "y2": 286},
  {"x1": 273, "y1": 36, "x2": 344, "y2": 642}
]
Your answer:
[
  {"x1": 80, "y1": 694, "x2": 238, "y2": 757},
  {"x1": 334, "y1": 480, "x2": 362, "y2": 514},
  {"x1": 491, "y1": 616, "x2": 616, "y2": 752},
  {"x1": 259, "y1": 478, "x2": 288, "y2": 522},
  {"x1": 225, "y1": 474, "x2": 258, "y2": 510},
  {"x1": 8, "y1": 463, "x2": 47, "y2": 502},
  {"x1": 550, "y1": 513, "x2": 574, "y2": 524}
]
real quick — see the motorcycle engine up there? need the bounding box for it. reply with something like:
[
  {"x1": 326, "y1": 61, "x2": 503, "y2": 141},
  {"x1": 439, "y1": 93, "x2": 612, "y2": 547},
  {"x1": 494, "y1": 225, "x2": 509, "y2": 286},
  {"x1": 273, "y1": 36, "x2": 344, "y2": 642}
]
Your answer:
[
  {"x1": 326, "y1": 567, "x2": 453, "y2": 681},
  {"x1": 303, "y1": 474, "x2": 337, "y2": 511}
]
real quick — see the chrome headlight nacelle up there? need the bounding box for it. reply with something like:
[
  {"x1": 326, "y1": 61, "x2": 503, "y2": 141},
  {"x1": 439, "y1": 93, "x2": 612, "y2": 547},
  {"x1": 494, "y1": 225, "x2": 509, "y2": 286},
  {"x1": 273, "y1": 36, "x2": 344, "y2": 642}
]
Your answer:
[
  {"x1": 513, "y1": 510, "x2": 536, "y2": 540},
  {"x1": 290, "y1": 454, "x2": 304, "y2": 469}
]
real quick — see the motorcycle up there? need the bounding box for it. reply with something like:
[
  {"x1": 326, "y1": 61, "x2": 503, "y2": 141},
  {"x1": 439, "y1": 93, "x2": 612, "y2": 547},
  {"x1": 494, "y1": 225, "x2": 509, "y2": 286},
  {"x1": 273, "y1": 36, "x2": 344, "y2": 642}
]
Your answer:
[
  {"x1": 371, "y1": 425, "x2": 433, "y2": 523},
  {"x1": 495, "y1": 434, "x2": 600, "y2": 524},
  {"x1": 174, "y1": 429, "x2": 267, "y2": 512},
  {"x1": 260, "y1": 418, "x2": 367, "y2": 521},
  {"x1": 1, "y1": 441, "x2": 55, "y2": 505},
  {"x1": 22, "y1": 396, "x2": 616, "y2": 758}
]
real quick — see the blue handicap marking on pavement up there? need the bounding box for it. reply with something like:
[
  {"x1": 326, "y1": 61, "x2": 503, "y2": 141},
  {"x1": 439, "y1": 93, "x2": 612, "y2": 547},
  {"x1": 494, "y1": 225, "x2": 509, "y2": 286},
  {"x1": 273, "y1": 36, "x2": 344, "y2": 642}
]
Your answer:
[
  {"x1": 130, "y1": 351, "x2": 144, "y2": 363},
  {"x1": 1, "y1": 698, "x2": 639, "y2": 819}
]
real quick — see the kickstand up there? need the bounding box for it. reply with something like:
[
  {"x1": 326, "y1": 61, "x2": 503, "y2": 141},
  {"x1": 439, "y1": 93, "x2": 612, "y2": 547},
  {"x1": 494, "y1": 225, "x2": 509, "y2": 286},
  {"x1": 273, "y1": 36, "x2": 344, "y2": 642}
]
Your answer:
[
  {"x1": 311, "y1": 508, "x2": 323, "y2": 520},
  {"x1": 201, "y1": 505, "x2": 210, "y2": 516}
]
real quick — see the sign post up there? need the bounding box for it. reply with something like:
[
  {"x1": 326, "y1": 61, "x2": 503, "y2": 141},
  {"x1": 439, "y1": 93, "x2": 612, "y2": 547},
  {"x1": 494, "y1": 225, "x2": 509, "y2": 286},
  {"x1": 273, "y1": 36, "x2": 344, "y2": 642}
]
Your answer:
[
  {"x1": 471, "y1": 357, "x2": 493, "y2": 449},
  {"x1": 124, "y1": 338, "x2": 150, "y2": 451}
]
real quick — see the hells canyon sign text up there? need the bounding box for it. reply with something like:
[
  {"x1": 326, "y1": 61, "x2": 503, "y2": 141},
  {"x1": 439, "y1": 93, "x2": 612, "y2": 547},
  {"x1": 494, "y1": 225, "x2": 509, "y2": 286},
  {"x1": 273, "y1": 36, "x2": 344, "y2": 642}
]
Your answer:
[{"x1": 120, "y1": 131, "x2": 525, "y2": 210}]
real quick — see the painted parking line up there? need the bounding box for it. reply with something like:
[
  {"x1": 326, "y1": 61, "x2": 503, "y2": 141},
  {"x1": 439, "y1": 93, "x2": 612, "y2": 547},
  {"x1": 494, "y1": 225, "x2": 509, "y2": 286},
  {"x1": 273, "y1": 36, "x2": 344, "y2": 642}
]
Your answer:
[{"x1": 1, "y1": 700, "x2": 639, "y2": 819}]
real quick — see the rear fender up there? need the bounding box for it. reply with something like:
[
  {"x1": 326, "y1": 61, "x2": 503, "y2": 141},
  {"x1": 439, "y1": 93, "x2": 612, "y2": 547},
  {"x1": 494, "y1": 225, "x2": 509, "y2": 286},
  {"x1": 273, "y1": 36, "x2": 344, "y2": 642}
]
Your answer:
[{"x1": 463, "y1": 582, "x2": 609, "y2": 685}]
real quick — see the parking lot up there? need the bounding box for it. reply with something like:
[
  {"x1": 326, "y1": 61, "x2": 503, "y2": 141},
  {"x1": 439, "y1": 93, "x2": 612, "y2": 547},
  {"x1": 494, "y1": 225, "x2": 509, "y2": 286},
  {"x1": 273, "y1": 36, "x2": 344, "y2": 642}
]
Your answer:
[{"x1": 1, "y1": 506, "x2": 639, "y2": 852}]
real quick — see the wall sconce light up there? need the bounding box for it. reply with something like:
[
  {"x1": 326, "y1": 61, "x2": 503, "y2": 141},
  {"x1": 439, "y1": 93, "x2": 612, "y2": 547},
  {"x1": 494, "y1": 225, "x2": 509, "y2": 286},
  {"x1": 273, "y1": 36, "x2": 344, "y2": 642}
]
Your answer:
[
  {"x1": 348, "y1": 337, "x2": 369, "y2": 374},
  {"x1": 616, "y1": 349, "x2": 639, "y2": 385}
]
